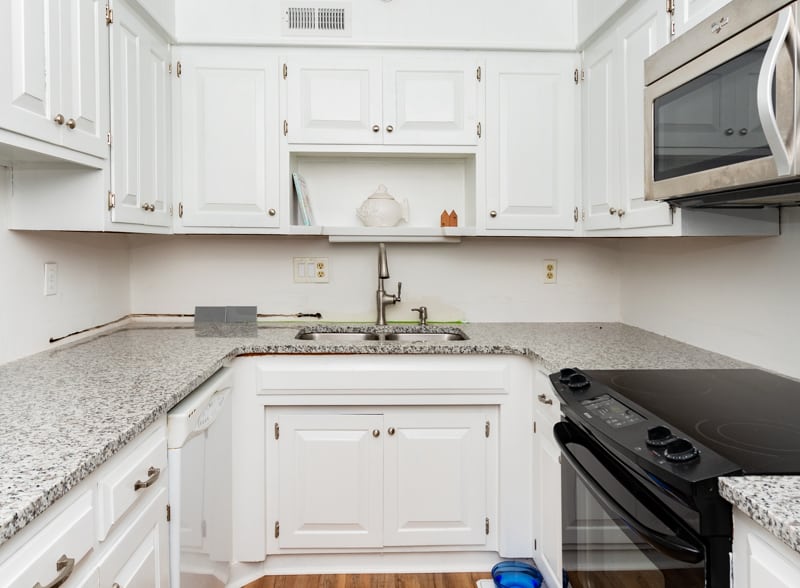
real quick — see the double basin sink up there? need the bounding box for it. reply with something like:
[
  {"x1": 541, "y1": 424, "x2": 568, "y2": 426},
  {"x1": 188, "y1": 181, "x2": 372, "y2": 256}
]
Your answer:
[{"x1": 295, "y1": 326, "x2": 468, "y2": 343}]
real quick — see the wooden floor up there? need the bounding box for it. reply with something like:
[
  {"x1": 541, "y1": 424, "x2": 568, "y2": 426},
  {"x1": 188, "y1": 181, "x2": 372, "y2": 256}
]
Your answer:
[{"x1": 243, "y1": 572, "x2": 492, "y2": 588}]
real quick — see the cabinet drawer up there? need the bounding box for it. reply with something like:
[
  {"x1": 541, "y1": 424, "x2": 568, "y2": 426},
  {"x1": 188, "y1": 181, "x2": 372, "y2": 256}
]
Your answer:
[
  {"x1": 0, "y1": 490, "x2": 94, "y2": 587},
  {"x1": 96, "y1": 424, "x2": 168, "y2": 540}
]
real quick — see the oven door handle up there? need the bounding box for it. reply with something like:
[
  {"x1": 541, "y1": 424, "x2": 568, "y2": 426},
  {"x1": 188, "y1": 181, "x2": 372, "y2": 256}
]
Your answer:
[
  {"x1": 757, "y1": 5, "x2": 796, "y2": 176},
  {"x1": 554, "y1": 421, "x2": 704, "y2": 564}
]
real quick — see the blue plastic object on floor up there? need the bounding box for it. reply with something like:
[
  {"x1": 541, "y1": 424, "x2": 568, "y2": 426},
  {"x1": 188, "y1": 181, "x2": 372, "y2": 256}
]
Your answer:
[{"x1": 491, "y1": 561, "x2": 544, "y2": 588}]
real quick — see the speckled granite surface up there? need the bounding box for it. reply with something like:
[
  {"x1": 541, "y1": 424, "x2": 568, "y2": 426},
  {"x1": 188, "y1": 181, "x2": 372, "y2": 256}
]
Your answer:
[
  {"x1": 720, "y1": 476, "x2": 800, "y2": 553},
  {"x1": 0, "y1": 321, "x2": 755, "y2": 547}
]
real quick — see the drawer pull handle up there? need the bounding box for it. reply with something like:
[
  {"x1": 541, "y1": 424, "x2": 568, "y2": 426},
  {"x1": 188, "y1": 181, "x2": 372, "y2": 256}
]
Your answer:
[
  {"x1": 33, "y1": 554, "x2": 75, "y2": 588},
  {"x1": 134, "y1": 466, "x2": 161, "y2": 491},
  {"x1": 537, "y1": 393, "x2": 553, "y2": 405}
]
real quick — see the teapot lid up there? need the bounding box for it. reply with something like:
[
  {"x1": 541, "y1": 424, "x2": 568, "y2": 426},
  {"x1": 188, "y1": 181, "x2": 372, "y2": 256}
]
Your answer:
[{"x1": 368, "y1": 184, "x2": 392, "y2": 199}]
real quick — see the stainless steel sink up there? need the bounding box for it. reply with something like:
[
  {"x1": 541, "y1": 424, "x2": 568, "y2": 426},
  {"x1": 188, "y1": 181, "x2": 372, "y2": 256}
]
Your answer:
[
  {"x1": 295, "y1": 331, "x2": 379, "y2": 341},
  {"x1": 384, "y1": 332, "x2": 467, "y2": 342}
]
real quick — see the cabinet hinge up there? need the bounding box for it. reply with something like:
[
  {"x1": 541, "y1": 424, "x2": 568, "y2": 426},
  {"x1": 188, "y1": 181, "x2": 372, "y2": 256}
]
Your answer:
[
  {"x1": 275, "y1": 521, "x2": 280, "y2": 538},
  {"x1": 485, "y1": 420, "x2": 490, "y2": 438},
  {"x1": 168, "y1": 63, "x2": 172, "y2": 75},
  {"x1": 573, "y1": 206, "x2": 579, "y2": 223},
  {"x1": 476, "y1": 66, "x2": 481, "y2": 82},
  {"x1": 283, "y1": 63, "x2": 288, "y2": 79},
  {"x1": 201, "y1": 520, "x2": 207, "y2": 538},
  {"x1": 178, "y1": 202, "x2": 184, "y2": 218},
  {"x1": 274, "y1": 422, "x2": 280, "y2": 439},
  {"x1": 169, "y1": 205, "x2": 173, "y2": 216},
  {"x1": 485, "y1": 517, "x2": 490, "y2": 535},
  {"x1": 176, "y1": 61, "x2": 182, "y2": 78},
  {"x1": 105, "y1": 3, "x2": 113, "y2": 25},
  {"x1": 666, "y1": 0, "x2": 675, "y2": 15},
  {"x1": 166, "y1": 504, "x2": 171, "y2": 522},
  {"x1": 573, "y1": 68, "x2": 584, "y2": 84},
  {"x1": 581, "y1": 209, "x2": 586, "y2": 221},
  {"x1": 533, "y1": 420, "x2": 537, "y2": 434},
  {"x1": 534, "y1": 538, "x2": 538, "y2": 551},
  {"x1": 106, "y1": 131, "x2": 112, "y2": 146},
  {"x1": 107, "y1": 191, "x2": 116, "y2": 210},
  {"x1": 477, "y1": 122, "x2": 482, "y2": 138},
  {"x1": 283, "y1": 120, "x2": 288, "y2": 136}
]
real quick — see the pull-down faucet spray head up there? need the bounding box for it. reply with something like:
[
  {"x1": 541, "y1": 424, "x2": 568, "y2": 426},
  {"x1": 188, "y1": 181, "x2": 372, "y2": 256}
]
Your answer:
[{"x1": 378, "y1": 242, "x2": 390, "y2": 280}]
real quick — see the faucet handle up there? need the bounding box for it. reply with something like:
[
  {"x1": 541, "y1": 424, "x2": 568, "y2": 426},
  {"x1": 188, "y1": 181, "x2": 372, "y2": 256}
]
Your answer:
[
  {"x1": 411, "y1": 306, "x2": 428, "y2": 325},
  {"x1": 395, "y1": 281, "x2": 402, "y2": 302}
]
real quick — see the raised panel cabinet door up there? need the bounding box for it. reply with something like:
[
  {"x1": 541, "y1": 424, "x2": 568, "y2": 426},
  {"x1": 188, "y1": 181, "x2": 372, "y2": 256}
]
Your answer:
[
  {"x1": 60, "y1": 0, "x2": 109, "y2": 158},
  {"x1": 96, "y1": 487, "x2": 170, "y2": 588},
  {"x1": 383, "y1": 408, "x2": 487, "y2": 547},
  {"x1": 0, "y1": 0, "x2": 62, "y2": 146},
  {"x1": 381, "y1": 56, "x2": 479, "y2": 146},
  {"x1": 277, "y1": 414, "x2": 384, "y2": 549},
  {"x1": 179, "y1": 48, "x2": 280, "y2": 229},
  {"x1": 617, "y1": 0, "x2": 672, "y2": 229},
  {"x1": 110, "y1": 0, "x2": 170, "y2": 227},
  {"x1": 535, "y1": 419, "x2": 562, "y2": 588},
  {"x1": 733, "y1": 512, "x2": 800, "y2": 588},
  {"x1": 485, "y1": 54, "x2": 578, "y2": 231},
  {"x1": 582, "y1": 33, "x2": 621, "y2": 231},
  {"x1": 285, "y1": 54, "x2": 382, "y2": 144}
]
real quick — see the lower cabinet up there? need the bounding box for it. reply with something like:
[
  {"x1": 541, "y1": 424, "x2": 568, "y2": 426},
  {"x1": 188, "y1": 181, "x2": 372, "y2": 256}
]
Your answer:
[
  {"x1": 272, "y1": 407, "x2": 490, "y2": 549},
  {"x1": 733, "y1": 510, "x2": 800, "y2": 588}
]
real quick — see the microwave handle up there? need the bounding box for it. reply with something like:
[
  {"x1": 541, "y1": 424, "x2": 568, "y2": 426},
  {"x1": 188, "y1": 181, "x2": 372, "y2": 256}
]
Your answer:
[{"x1": 758, "y1": 5, "x2": 796, "y2": 176}]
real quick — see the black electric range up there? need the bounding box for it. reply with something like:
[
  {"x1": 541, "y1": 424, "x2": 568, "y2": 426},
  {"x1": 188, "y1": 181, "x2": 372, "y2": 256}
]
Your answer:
[{"x1": 549, "y1": 367, "x2": 800, "y2": 588}]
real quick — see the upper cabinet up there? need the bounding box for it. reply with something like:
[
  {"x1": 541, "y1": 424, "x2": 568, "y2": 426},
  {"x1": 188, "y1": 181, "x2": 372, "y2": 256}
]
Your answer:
[
  {"x1": 284, "y1": 53, "x2": 481, "y2": 146},
  {"x1": 0, "y1": 0, "x2": 109, "y2": 160},
  {"x1": 176, "y1": 46, "x2": 280, "y2": 232},
  {"x1": 483, "y1": 53, "x2": 580, "y2": 234}
]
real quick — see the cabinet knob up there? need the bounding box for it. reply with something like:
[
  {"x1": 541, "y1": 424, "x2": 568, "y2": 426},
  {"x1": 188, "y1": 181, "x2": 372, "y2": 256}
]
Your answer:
[
  {"x1": 609, "y1": 207, "x2": 617, "y2": 215},
  {"x1": 372, "y1": 429, "x2": 381, "y2": 438},
  {"x1": 66, "y1": 118, "x2": 76, "y2": 130},
  {"x1": 386, "y1": 125, "x2": 394, "y2": 133},
  {"x1": 725, "y1": 128, "x2": 735, "y2": 136},
  {"x1": 141, "y1": 202, "x2": 155, "y2": 212},
  {"x1": 617, "y1": 208, "x2": 626, "y2": 217},
  {"x1": 739, "y1": 128, "x2": 748, "y2": 136},
  {"x1": 489, "y1": 210, "x2": 497, "y2": 218},
  {"x1": 268, "y1": 208, "x2": 276, "y2": 216},
  {"x1": 372, "y1": 124, "x2": 380, "y2": 133},
  {"x1": 53, "y1": 114, "x2": 65, "y2": 125},
  {"x1": 388, "y1": 427, "x2": 396, "y2": 436}
]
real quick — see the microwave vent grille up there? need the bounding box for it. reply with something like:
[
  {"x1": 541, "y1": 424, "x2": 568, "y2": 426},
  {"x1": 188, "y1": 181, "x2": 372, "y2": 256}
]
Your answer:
[{"x1": 282, "y1": 2, "x2": 351, "y2": 36}]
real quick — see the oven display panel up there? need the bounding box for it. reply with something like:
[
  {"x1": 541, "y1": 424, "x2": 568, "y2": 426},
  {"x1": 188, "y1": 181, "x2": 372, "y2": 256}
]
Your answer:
[{"x1": 581, "y1": 394, "x2": 645, "y2": 428}]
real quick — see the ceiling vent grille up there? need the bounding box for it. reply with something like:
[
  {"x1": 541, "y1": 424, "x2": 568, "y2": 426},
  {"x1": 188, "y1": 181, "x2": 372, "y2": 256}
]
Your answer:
[{"x1": 282, "y1": 2, "x2": 352, "y2": 37}]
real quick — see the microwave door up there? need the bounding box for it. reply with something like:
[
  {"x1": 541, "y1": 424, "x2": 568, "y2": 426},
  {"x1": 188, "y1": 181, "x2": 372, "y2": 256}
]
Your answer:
[{"x1": 645, "y1": 4, "x2": 797, "y2": 202}]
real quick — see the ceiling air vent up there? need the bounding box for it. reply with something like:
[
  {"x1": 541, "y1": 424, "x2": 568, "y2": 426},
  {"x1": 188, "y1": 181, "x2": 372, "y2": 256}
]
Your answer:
[{"x1": 281, "y1": 2, "x2": 352, "y2": 37}]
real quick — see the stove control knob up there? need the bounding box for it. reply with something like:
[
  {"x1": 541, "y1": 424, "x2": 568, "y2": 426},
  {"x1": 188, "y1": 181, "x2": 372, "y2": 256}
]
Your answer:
[
  {"x1": 663, "y1": 438, "x2": 700, "y2": 462},
  {"x1": 646, "y1": 425, "x2": 675, "y2": 447},
  {"x1": 559, "y1": 368, "x2": 578, "y2": 383},
  {"x1": 567, "y1": 373, "x2": 590, "y2": 390}
]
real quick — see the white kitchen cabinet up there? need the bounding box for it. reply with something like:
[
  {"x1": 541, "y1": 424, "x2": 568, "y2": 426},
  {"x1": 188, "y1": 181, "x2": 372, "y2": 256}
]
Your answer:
[
  {"x1": 532, "y1": 371, "x2": 562, "y2": 588},
  {"x1": 581, "y1": 0, "x2": 673, "y2": 232},
  {"x1": 109, "y1": 0, "x2": 172, "y2": 229},
  {"x1": 274, "y1": 407, "x2": 488, "y2": 550},
  {"x1": 672, "y1": 0, "x2": 733, "y2": 38},
  {"x1": 176, "y1": 46, "x2": 280, "y2": 232},
  {"x1": 733, "y1": 510, "x2": 800, "y2": 588},
  {"x1": 0, "y1": 0, "x2": 109, "y2": 161},
  {"x1": 232, "y1": 355, "x2": 533, "y2": 567},
  {"x1": 483, "y1": 53, "x2": 579, "y2": 234},
  {"x1": 284, "y1": 52, "x2": 480, "y2": 146}
]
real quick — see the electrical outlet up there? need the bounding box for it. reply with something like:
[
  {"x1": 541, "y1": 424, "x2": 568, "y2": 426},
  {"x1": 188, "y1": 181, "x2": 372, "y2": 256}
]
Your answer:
[
  {"x1": 44, "y1": 262, "x2": 58, "y2": 295},
  {"x1": 544, "y1": 259, "x2": 557, "y2": 284},
  {"x1": 293, "y1": 257, "x2": 329, "y2": 283}
]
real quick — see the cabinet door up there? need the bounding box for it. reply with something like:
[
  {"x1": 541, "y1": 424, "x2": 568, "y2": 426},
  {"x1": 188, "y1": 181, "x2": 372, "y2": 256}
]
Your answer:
[
  {"x1": 285, "y1": 54, "x2": 382, "y2": 144},
  {"x1": 617, "y1": 0, "x2": 672, "y2": 229},
  {"x1": 534, "y1": 415, "x2": 562, "y2": 588},
  {"x1": 96, "y1": 487, "x2": 170, "y2": 588},
  {"x1": 733, "y1": 512, "x2": 800, "y2": 588},
  {"x1": 277, "y1": 414, "x2": 383, "y2": 549},
  {"x1": 673, "y1": 0, "x2": 733, "y2": 38},
  {"x1": 485, "y1": 54, "x2": 579, "y2": 231},
  {"x1": 384, "y1": 408, "x2": 488, "y2": 547},
  {"x1": 382, "y1": 56, "x2": 479, "y2": 146},
  {"x1": 178, "y1": 48, "x2": 280, "y2": 229},
  {"x1": 110, "y1": 0, "x2": 171, "y2": 227},
  {"x1": 60, "y1": 0, "x2": 108, "y2": 158}
]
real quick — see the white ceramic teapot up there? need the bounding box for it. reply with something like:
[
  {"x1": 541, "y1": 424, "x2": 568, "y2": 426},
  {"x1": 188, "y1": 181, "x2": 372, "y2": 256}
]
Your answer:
[{"x1": 356, "y1": 184, "x2": 409, "y2": 227}]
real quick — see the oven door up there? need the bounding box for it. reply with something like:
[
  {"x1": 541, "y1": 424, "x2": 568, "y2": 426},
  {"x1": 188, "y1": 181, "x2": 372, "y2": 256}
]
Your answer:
[
  {"x1": 554, "y1": 420, "x2": 709, "y2": 588},
  {"x1": 645, "y1": 3, "x2": 798, "y2": 202}
]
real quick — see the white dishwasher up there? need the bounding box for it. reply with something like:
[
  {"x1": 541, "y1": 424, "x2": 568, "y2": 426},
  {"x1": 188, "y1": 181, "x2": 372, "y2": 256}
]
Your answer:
[{"x1": 168, "y1": 367, "x2": 233, "y2": 588}]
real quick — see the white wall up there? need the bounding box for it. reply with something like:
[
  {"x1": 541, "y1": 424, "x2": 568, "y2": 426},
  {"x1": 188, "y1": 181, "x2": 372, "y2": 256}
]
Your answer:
[
  {"x1": 128, "y1": 235, "x2": 621, "y2": 323},
  {"x1": 0, "y1": 167, "x2": 131, "y2": 364},
  {"x1": 619, "y1": 208, "x2": 800, "y2": 379}
]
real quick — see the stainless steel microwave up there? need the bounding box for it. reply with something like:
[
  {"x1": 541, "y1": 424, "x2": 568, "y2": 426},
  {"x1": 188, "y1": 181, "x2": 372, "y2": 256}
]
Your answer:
[{"x1": 644, "y1": 0, "x2": 800, "y2": 207}]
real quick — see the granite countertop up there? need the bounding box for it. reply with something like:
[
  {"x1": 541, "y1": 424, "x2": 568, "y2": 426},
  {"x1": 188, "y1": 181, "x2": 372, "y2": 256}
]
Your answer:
[{"x1": 0, "y1": 320, "x2": 775, "y2": 550}]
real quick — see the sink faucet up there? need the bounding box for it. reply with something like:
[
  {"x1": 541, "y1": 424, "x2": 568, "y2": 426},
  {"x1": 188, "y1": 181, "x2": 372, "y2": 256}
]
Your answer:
[{"x1": 376, "y1": 242, "x2": 401, "y2": 325}]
